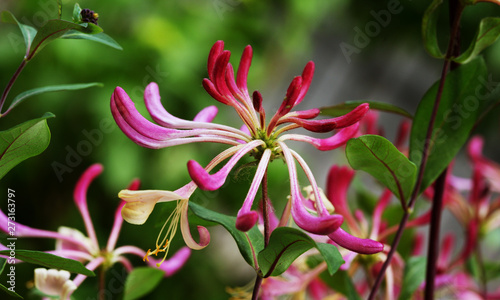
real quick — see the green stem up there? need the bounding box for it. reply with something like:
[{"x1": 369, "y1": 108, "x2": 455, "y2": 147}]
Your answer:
[
  {"x1": 367, "y1": 2, "x2": 464, "y2": 299},
  {"x1": 0, "y1": 58, "x2": 28, "y2": 116}
]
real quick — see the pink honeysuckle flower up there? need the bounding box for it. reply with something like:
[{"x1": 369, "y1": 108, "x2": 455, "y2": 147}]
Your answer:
[
  {"x1": 111, "y1": 40, "x2": 369, "y2": 236},
  {"x1": 0, "y1": 164, "x2": 190, "y2": 298}
]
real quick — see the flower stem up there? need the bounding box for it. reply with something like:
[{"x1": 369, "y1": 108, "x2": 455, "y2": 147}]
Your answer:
[
  {"x1": 424, "y1": 169, "x2": 447, "y2": 299},
  {"x1": 367, "y1": 1, "x2": 464, "y2": 298},
  {"x1": 252, "y1": 169, "x2": 271, "y2": 300},
  {"x1": 0, "y1": 58, "x2": 28, "y2": 116},
  {"x1": 99, "y1": 267, "x2": 106, "y2": 300},
  {"x1": 424, "y1": 1, "x2": 462, "y2": 298}
]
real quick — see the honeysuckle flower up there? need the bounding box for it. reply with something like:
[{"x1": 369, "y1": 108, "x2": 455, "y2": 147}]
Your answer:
[
  {"x1": 0, "y1": 164, "x2": 190, "y2": 298},
  {"x1": 118, "y1": 181, "x2": 210, "y2": 265},
  {"x1": 111, "y1": 40, "x2": 369, "y2": 236}
]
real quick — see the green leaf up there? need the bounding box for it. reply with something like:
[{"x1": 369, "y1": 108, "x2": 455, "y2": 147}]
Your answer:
[
  {"x1": 257, "y1": 227, "x2": 344, "y2": 277},
  {"x1": 454, "y1": 17, "x2": 500, "y2": 64},
  {"x1": 422, "y1": 0, "x2": 445, "y2": 59},
  {"x1": 409, "y1": 57, "x2": 488, "y2": 193},
  {"x1": 320, "y1": 270, "x2": 362, "y2": 300},
  {"x1": 27, "y1": 19, "x2": 102, "y2": 60},
  {"x1": 1, "y1": 11, "x2": 37, "y2": 54},
  {"x1": 62, "y1": 32, "x2": 123, "y2": 50},
  {"x1": 321, "y1": 101, "x2": 413, "y2": 119},
  {"x1": 189, "y1": 202, "x2": 264, "y2": 269},
  {"x1": 0, "y1": 257, "x2": 6, "y2": 275},
  {"x1": 0, "y1": 250, "x2": 94, "y2": 276},
  {"x1": 123, "y1": 267, "x2": 164, "y2": 300},
  {"x1": 0, "y1": 283, "x2": 23, "y2": 299},
  {"x1": 399, "y1": 256, "x2": 426, "y2": 300},
  {"x1": 0, "y1": 113, "x2": 54, "y2": 180},
  {"x1": 346, "y1": 135, "x2": 417, "y2": 203},
  {"x1": 5, "y1": 83, "x2": 102, "y2": 114}
]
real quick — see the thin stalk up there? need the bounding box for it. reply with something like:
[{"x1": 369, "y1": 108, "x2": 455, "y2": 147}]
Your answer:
[
  {"x1": 0, "y1": 58, "x2": 28, "y2": 115},
  {"x1": 252, "y1": 169, "x2": 271, "y2": 300},
  {"x1": 424, "y1": 1, "x2": 462, "y2": 298},
  {"x1": 251, "y1": 276, "x2": 263, "y2": 300},
  {"x1": 99, "y1": 266, "x2": 106, "y2": 300},
  {"x1": 367, "y1": 2, "x2": 464, "y2": 299},
  {"x1": 424, "y1": 169, "x2": 447, "y2": 299}
]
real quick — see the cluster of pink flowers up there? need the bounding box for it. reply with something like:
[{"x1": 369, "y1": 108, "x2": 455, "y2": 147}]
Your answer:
[{"x1": 110, "y1": 40, "x2": 378, "y2": 263}]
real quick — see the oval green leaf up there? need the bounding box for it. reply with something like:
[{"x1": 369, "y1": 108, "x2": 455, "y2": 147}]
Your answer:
[
  {"x1": 123, "y1": 267, "x2": 164, "y2": 300},
  {"x1": 409, "y1": 57, "x2": 489, "y2": 193},
  {"x1": 0, "y1": 250, "x2": 94, "y2": 276},
  {"x1": 61, "y1": 32, "x2": 123, "y2": 50},
  {"x1": 4, "y1": 83, "x2": 102, "y2": 115},
  {"x1": 258, "y1": 227, "x2": 344, "y2": 277},
  {"x1": 189, "y1": 202, "x2": 264, "y2": 269},
  {"x1": 453, "y1": 17, "x2": 500, "y2": 64},
  {"x1": 346, "y1": 135, "x2": 416, "y2": 203},
  {"x1": 0, "y1": 113, "x2": 54, "y2": 180},
  {"x1": 321, "y1": 101, "x2": 413, "y2": 119}
]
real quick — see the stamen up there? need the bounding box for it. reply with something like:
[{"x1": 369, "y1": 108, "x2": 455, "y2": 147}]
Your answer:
[{"x1": 142, "y1": 200, "x2": 186, "y2": 267}]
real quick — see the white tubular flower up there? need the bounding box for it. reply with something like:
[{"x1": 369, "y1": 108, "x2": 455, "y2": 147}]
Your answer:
[{"x1": 34, "y1": 268, "x2": 77, "y2": 300}]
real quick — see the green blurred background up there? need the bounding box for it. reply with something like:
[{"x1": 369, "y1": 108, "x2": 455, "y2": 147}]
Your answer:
[{"x1": 0, "y1": 0, "x2": 499, "y2": 299}]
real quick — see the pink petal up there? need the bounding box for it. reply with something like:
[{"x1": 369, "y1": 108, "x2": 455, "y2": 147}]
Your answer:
[
  {"x1": 147, "y1": 247, "x2": 191, "y2": 277},
  {"x1": 287, "y1": 103, "x2": 369, "y2": 132},
  {"x1": 280, "y1": 123, "x2": 359, "y2": 151},
  {"x1": 328, "y1": 227, "x2": 383, "y2": 254},
  {"x1": 74, "y1": 164, "x2": 103, "y2": 248},
  {"x1": 295, "y1": 61, "x2": 315, "y2": 105},
  {"x1": 279, "y1": 142, "x2": 343, "y2": 235},
  {"x1": 236, "y1": 45, "x2": 252, "y2": 93},
  {"x1": 326, "y1": 165, "x2": 358, "y2": 230},
  {"x1": 187, "y1": 140, "x2": 263, "y2": 191},
  {"x1": 193, "y1": 105, "x2": 218, "y2": 123},
  {"x1": 208, "y1": 40, "x2": 225, "y2": 80},
  {"x1": 236, "y1": 149, "x2": 272, "y2": 231}
]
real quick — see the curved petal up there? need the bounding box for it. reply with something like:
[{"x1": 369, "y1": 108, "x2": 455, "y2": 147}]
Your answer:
[
  {"x1": 328, "y1": 227, "x2": 384, "y2": 255},
  {"x1": 74, "y1": 164, "x2": 102, "y2": 248},
  {"x1": 279, "y1": 123, "x2": 359, "y2": 151},
  {"x1": 194, "y1": 105, "x2": 218, "y2": 123},
  {"x1": 187, "y1": 140, "x2": 264, "y2": 191},
  {"x1": 287, "y1": 103, "x2": 369, "y2": 133},
  {"x1": 236, "y1": 45, "x2": 252, "y2": 94},
  {"x1": 119, "y1": 189, "x2": 183, "y2": 225},
  {"x1": 326, "y1": 165, "x2": 358, "y2": 231},
  {"x1": 208, "y1": 40, "x2": 225, "y2": 80},
  {"x1": 236, "y1": 149, "x2": 272, "y2": 231},
  {"x1": 147, "y1": 246, "x2": 191, "y2": 276},
  {"x1": 279, "y1": 142, "x2": 343, "y2": 235},
  {"x1": 181, "y1": 201, "x2": 210, "y2": 250}
]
